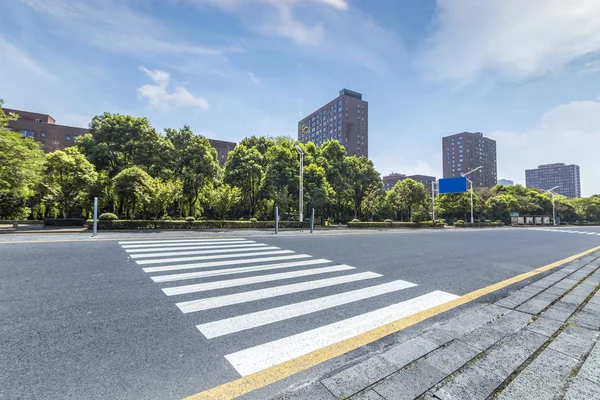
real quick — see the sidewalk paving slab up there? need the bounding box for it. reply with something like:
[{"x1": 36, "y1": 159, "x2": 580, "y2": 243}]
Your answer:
[
  {"x1": 271, "y1": 250, "x2": 600, "y2": 400},
  {"x1": 495, "y1": 348, "x2": 577, "y2": 400}
]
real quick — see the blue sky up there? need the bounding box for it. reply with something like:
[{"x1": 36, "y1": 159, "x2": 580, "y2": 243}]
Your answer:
[{"x1": 1, "y1": 0, "x2": 599, "y2": 195}]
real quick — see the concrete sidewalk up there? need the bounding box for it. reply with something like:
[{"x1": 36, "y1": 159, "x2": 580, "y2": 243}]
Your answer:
[{"x1": 274, "y1": 251, "x2": 600, "y2": 400}]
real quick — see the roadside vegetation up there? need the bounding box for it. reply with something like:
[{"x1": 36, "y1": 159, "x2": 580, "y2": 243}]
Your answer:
[{"x1": 1, "y1": 101, "x2": 599, "y2": 225}]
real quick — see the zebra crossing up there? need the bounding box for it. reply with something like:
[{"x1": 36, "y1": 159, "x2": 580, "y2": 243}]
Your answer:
[
  {"x1": 530, "y1": 228, "x2": 600, "y2": 236},
  {"x1": 118, "y1": 237, "x2": 459, "y2": 377}
]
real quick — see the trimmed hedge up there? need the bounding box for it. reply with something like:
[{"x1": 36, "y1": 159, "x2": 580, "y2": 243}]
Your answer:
[
  {"x1": 347, "y1": 221, "x2": 444, "y2": 229},
  {"x1": 453, "y1": 221, "x2": 504, "y2": 228},
  {"x1": 86, "y1": 220, "x2": 310, "y2": 230},
  {"x1": 98, "y1": 213, "x2": 118, "y2": 221},
  {"x1": 44, "y1": 218, "x2": 85, "y2": 227}
]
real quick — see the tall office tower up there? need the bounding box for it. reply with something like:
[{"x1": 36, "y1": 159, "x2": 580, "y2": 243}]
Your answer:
[
  {"x1": 442, "y1": 132, "x2": 497, "y2": 187},
  {"x1": 298, "y1": 89, "x2": 368, "y2": 157},
  {"x1": 526, "y1": 163, "x2": 581, "y2": 198}
]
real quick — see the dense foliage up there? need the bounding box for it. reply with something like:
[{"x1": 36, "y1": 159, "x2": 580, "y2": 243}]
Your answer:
[{"x1": 1, "y1": 101, "x2": 599, "y2": 224}]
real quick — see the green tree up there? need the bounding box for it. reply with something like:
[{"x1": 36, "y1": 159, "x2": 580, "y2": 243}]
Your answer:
[
  {"x1": 43, "y1": 147, "x2": 98, "y2": 218},
  {"x1": 485, "y1": 194, "x2": 518, "y2": 223},
  {"x1": 392, "y1": 178, "x2": 429, "y2": 221},
  {"x1": 112, "y1": 166, "x2": 154, "y2": 219},
  {"x1": 262, "y1": 141, "x2": 298, "y2": 218},
  {"x1": 362, "y1": 184, "x2": 386, "y2": 221},
  {"x1": 224, "y1": 144, "x2": 264, "y2": 217},
  {"x1": 209, "y1": 184, "x2": 242, "y2": 220},
  {"x1": 148, "y1": 179, "x2": 182, "y2": 219},
  {"x1": 344, "y1": 156, "x2": 380, "y2": 219},
  {"x1": 319, "y1": 140, "x2": 348, "y2": 221},
  {"x1": 303, "y1": 163, "x2": 334, "y2": 218},
  {"x1": 85, "y1": 112, "x2": 158, "y2": 176},
  {"x1": 180, "y1": 135, "x2": 219, "y2": 217},
  {"x1": 0, "y1": 101, "x2": 45, "y2": 218}
]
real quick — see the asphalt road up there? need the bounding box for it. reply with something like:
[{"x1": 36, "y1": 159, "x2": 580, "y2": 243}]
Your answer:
[{"x1": 2, "y1": 226, "x2": 600, "y2": 399}]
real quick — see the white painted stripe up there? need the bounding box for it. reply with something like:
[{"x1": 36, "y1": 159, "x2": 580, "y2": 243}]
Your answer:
[
  {"x1": 136, "y1": 250, "x2": 293, "y2": 265},
  {"x1": 130, "y1": 245, "x2": 278, "y2": 259},
  {"x1": 150, "y1": 259, "x2": 330, "y2": 282},
  {"x1": 577, "y1": 231, "x2": 588, "y2": 234},
  {"x1": 119, "y1": 238, "x2": 247, "y2": 245},
  {"x1": 125, "y1": 243, "x2": 263, "y2": 253},
  {"x1": 225, "y1": 290, "x2": 459, "y2": 376},
  {"x1": 163, "y1": 265, "x2": 355, "y2": 296},
  {"x1": 588, "y1": 232, "x2": 597, "y2": 235},
  {"x1": 143, "y1": 255, "x2": 313, "y2": 273},
  {"x1": 198, "y1": 279, "x2": 418, "y2": 338},
  {"x1": 176, "y1": 271, "x2": 381, "y2": 313},
  {"x1": 122, "y1": 240, "x2": 253, "y2": 249}
]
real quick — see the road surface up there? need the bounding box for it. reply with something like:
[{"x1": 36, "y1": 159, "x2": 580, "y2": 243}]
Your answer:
[{"x1": 2, "y1": 226, "x2": 600, "y2": 399}]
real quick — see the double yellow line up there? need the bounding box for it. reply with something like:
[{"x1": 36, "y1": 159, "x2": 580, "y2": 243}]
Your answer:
[{"x1": 186, "y1": 244, "x2": 600, "y2": 400}]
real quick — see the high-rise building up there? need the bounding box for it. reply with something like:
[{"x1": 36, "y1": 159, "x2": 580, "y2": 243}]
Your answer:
[
  {"x1": 382, "y1": 173, "x2": 436, "y2": 191},
  {"x1": 442, "y1": 132, "x2": 497, "y2": 188},
  {"x1": 4, "y1": 107, "x2": 236, "y2": 165},
  {"x1": 498, "y1": 179, "x2": 514, "y2": 186},
  {"x1": 525, "y1": 163, "x2": 581, "y2": 198},
  {"x1": 298, "y1": 89, "x2": 368, "y2": 157}
]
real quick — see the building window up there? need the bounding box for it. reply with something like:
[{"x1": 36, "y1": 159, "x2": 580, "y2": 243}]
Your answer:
[
  {"x1": 66, "y1": 135, "x2": 71, "y2": 141},
  {"x1": 21, "y1": 130, "x2": 35, "y2": 137},
  {"x1": 35, "y1": 118, "x2": 42, "y2": 123}
]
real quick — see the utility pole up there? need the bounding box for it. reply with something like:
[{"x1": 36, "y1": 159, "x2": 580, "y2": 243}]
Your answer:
[
  {"x1": 294, "y1": 145, "x2": 304, "y2": 222},
  {"x1": 546, "y1": 186, "x2": 560, "y2": 226},
  {"x1": 461, "y1": 166, "x2": 483, "y2": 224}
]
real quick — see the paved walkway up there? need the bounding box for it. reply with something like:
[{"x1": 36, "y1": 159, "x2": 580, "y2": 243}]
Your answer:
[{"x1": 274, "y1": 251, "x2": 600, "y2": 400}]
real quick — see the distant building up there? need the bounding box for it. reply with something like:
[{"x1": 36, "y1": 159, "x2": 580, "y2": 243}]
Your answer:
[
  {"x1": 383, "y1": 173, "x2": 406, "y2": 190},
  {"x1": 382, "y1": 173, "x2": 436, "y2": 191},
  {"x1": 4, "y1": 107, "x2": 236, "y2": 165},
  {"x1": 208, "y1": 139, "x2": 236, "y2": 167},
  {"x1": 525, "y1": 163, "x2": 581, "y2": 198},
  {"x1": 4, "y1": 108, "x2": 88, "y2": 153},
  {"x1": 298, "y1": 89, "x2": 368, "y2": 157},
  {"x1": 442, "y1": 132, "x2": 497, "y2": 188},
  {"x1": 498, "y1": 179, "x2": 513, "y2": 186}
]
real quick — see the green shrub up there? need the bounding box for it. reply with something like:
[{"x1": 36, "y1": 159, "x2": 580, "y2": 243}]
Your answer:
[
  {"x1": 44, "y1": 218, "x2": 85, "y2": 227},
  {"x1": 383, "y1": 219, "x2": 393, "y2": 223},
  {"x1": 347, "y1": 221, "x2": 443, "y2": 229},
  {"x1": 250, "y1": 218, "x2": 258, "y2": 223},
  {"x1": 87, "y1": 220, "x2": 310, "y2": 230},
  {"x1": 185, "y1": 216, "x2": 195, "y2": 222},
  {"x1": 453, "y1": 221, "x2": 504, "y2": 228},
  {"x1": 98, "y1": 213, "x2": 118, "y2": 221},
  {"x1": 351, "y1": 218, "x2": 360, "y2": 223},
  {"x1": 455, "y1": 220, "x2": 465, "y2": 224},
  {"x1": 161, "y1": 215, "x2": 173, "y2": 221}
]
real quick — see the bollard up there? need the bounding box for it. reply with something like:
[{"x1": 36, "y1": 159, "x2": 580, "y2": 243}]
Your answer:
[
  {"x1": 310, "y1": 208, "x2": 315, "y2": 233},
  {"x1": 92, "y1": 197, "x2": 98, "y2": 237},
  {"x1": 275, "y1": 206, "x2": 279, "y2": 234}
]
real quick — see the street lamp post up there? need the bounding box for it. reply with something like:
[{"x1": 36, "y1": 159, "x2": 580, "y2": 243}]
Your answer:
[
  {"x1": 461, "y1": 166, "x2": 483, "y2": 224},
  {"x1": 546, "y1": 186, "x2": 560, "y2": 226},
  {"x1": 294, "y1": 145, "x2": 304, "y2": 222}
]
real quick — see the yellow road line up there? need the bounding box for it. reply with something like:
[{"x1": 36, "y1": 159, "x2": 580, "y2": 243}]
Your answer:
[{"x1": 185, "y1": 244, "x2": 600, "y2": 400}]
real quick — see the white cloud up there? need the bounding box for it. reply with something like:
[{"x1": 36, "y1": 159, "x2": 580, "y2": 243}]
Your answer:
[
  {"x1": 0, "y1": 36, "x2": 56, "y2": 80},
  {"x1": 420, "y1": 0, "x2": 600, "y2": 84},
  {"x1": 489, "y1": 99, "x2": 600, "y2": 196},
  {"x1": 248, "y1": 72, "x2": 260, "y2": 84},
  {"x1": 138, "y1": 67, "x2": 210, "y2": 111},
  {"x1": 190, "y1": 0, "x2": 402, "y2": 73},
  {"x1": 17, "y1": 0, "x2": 241, "y2": 60}
]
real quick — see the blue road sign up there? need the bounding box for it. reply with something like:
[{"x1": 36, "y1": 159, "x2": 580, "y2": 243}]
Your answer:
[{"x1": 439, "y1": 177, "x2": 468, "y2": 194}]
